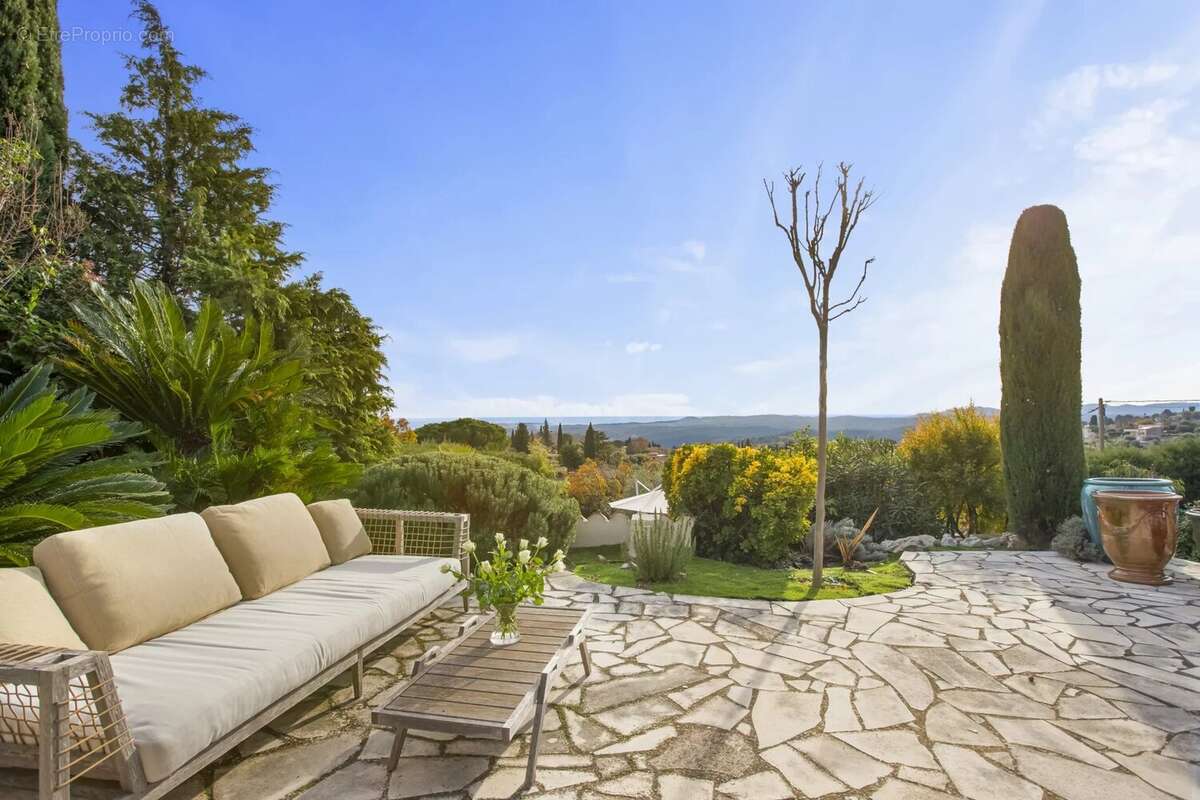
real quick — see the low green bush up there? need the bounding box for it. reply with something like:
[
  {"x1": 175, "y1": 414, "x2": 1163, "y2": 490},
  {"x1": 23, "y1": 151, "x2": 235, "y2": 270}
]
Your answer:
[
  {"x1": 823, "y1": 436, "x2": 940, "y2": 539},
  {"x1": 1049, "y1": 516, "x2": 1103, "y2": 562},
  {"x1": 1177, "y1": 506, "x2": 1198, "y2": 561},
  {"x1": 1154, "y1": 437, "x2": 1200, "y2": 503},
  {"x1": 629, "y1": 514, "x2": 694, "y2": 582},
  {"x1": 353, "y1": 450, "x2": 579, "y2": 554}
]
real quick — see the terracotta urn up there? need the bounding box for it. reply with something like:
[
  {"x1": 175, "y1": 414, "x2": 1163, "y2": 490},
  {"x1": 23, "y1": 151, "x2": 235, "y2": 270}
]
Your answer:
[{"x1": 1093, "y1": 490, "x2": 1182, "y2": 586}]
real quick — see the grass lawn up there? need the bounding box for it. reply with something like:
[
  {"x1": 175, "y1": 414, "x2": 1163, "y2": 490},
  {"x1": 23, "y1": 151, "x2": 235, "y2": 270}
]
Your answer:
[{"x1": 566, "y1": 545, "x2": 912, "y2": 602}]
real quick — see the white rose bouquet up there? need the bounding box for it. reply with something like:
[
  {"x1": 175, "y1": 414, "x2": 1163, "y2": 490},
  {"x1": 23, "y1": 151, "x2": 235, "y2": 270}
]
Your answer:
[{"x1": 442, "y1": 533, "x2": 565, "y2": 643}]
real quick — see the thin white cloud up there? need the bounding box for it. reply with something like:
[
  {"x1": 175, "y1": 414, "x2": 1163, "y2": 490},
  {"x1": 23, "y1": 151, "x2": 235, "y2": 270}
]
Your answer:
[
  {"x1": 734, "y1": 356, "x2": 797, "y2": 376},
  {"x1": 446, "y1": 334, "x2": 521, "y2": 363},
  {"x1": 417, "y1": 392, "x2": 698, "y2": 418},
  {"x1": 1074, "y1": 98, "x2": 1188, "y2": 172},
  {"x1": 680, "y1": 240, "x2": 706, "y2": 261},
  {"x1": 1029, "y1": 61, "x2": 1182, "y2": 141},
  {"x1": 639, "y1": 239, "x2": 709, "y2": 273},
  {"x1": 625, "y1": 341, "x2": 662, "y2": 354},
  {"x1": 605, "y1": 272, "x2": 651, "y2": 284}
]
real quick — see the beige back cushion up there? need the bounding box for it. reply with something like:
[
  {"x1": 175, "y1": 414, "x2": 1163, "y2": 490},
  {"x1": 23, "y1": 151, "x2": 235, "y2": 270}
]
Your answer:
[
  {"x1": 32, "y1": 514, "x2": 242, "y2": 652},
  {"x1": 201, "y1": 493, "x2": 331, "y2": 599},
  {"x1": 0, "y1": 566, "x2": 88, "y2": 650},
  {"x1": 307, "y1": 499, "x2": 372, "y2": 565}
]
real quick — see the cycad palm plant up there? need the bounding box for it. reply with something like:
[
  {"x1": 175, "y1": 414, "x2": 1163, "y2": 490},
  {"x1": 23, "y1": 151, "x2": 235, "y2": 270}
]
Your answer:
[
  {"x1": 58, "y1": 281, "x2": 358, "y2": 509},
  {"x1": 0, "y1": 363, "x2": 170, "y2": 566},
  {"x1": 58, "y1": 280, "x2": 304, "y2": 454}
]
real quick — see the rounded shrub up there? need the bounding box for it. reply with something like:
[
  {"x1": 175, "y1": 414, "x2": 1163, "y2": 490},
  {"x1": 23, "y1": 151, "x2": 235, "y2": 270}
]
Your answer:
[
  {"x1": 354, "y1": 450, "x2": 580, "y2": 554},
  {"x1": 663, "y1": 443, "x2": 817, "y2": 565}
]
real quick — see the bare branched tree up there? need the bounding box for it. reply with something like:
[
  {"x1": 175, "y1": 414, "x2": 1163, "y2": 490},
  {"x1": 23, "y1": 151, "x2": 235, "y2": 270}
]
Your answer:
[{"x1": 764, "y1": 162, "x2": 876, "y2": 587}]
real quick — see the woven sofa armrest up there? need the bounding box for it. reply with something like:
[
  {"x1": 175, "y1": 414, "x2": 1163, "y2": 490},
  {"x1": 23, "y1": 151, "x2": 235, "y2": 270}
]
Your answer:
[
  {"x1": 0, "y1": 644, "x2": 145, "y2": 798},
  {"x1": 355, "y1": 508, "x2": 471, "y2": 564}
]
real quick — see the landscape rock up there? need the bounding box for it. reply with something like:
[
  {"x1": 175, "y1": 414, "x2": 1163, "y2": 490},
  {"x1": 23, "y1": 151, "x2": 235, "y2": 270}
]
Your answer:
[{"x1": 882, "y1": 534, "x2": 936, "y2": 553}]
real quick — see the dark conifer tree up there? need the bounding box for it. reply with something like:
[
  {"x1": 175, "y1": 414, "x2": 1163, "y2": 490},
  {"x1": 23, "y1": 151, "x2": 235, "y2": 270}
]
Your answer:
[
  {"x1": 511, "y1": 422, "x2": 531, "y2": 453},
  {"x1": 72, "y1": 0, "x2": 301, "y2": 313},
  {"x1": 999, "y1": 205, "x2": 1086, "y2": 547},
  {"x1": 0, "y1": 0, "x2": 67, "y2": 181},
  {"x1": 583, "y1": 423, "x2": 598, "y2": 459}
]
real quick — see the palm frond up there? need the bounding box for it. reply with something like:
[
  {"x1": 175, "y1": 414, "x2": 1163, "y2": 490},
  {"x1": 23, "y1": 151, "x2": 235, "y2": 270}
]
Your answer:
[{"x1": 0, "y1": 363, "x2": 172, "y2": 554}]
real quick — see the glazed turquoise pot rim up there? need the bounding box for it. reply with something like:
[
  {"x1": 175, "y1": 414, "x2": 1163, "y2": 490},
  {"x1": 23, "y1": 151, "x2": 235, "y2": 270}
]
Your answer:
[{"x1": 1084, "y1": 477, "x2": 1174, "y2": 484}]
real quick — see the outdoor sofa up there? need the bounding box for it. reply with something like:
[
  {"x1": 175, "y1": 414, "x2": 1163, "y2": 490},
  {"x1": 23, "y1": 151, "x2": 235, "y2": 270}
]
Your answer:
[{"x1": 0, "y1": 492, "x2": 470, "y2": 800}]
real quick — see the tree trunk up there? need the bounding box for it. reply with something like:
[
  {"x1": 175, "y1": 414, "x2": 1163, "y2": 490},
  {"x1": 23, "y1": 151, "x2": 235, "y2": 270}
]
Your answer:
[{"x1": 813, "y1": 325, "x2": 829, "y2": 587}]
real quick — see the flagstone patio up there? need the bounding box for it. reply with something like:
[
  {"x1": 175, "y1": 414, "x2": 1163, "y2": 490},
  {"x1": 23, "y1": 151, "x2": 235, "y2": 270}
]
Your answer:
[{"x1": 19, "y1": 551, "x2": 1200, "y2": 800}]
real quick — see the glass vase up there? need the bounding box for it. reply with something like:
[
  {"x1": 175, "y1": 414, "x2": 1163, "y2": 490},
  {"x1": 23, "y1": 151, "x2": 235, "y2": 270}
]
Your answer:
[{"x1": 490, "y1": 603, "x2": 520, "y2": 646}]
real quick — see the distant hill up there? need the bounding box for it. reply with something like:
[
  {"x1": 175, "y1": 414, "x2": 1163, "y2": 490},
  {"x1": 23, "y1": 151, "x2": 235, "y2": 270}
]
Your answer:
[
  {"x1": 433, "y1": 403, "x2": 1195, "y2": 449},
  {"x1": 1083, "y1": 402, "x2": 1197, "y2": 421},
  {"x1": 557, "y1": 414, "x2": 925, "y2": 448}
]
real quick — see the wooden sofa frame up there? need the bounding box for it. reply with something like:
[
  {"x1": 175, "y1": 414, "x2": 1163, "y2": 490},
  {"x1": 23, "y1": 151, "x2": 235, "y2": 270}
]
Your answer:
[{"x1": 0, "y1": 508, "x2": 471, "y2": 800}]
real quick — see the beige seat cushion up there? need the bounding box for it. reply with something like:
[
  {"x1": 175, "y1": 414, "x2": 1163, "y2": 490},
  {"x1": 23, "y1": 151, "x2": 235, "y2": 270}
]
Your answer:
[
  {"x1": 0, "y1": 566, "x2": 88, "y2": 650},
  {"x1": 202, "y1": 493, "x2": 331, "y2": 599},
  {"x1": 32, "y1": 515, "x2": 242, "y2": 652},
  {"x1": 306, "y1": 499, "x2": 372, "y2": 564},
  {"x1": 111, "y1": 554, "x2": 457, "y2": 782}
]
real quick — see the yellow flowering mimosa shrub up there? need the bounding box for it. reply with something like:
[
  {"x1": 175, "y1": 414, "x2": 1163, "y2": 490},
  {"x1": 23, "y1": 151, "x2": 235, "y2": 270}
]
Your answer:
[{"x1": 664, "y1": 443, "x2": 817, "y2": 564}]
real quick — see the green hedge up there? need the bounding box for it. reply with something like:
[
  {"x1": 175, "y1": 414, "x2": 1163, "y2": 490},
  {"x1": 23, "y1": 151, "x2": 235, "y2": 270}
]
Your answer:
[
  {"x1": 1086, "y1": 437, "x2": 1200, "y2": 502},
  {"x1": 353, "y1": 450, "x2": 579, "y2": 554},
  {"x1": 824, "y1": 437, "x2": 941, "y2": 539}
]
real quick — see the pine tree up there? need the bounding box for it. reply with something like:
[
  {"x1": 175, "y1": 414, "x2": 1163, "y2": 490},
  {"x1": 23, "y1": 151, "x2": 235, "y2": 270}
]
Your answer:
[
  {"x1": 511, "y1": 422, "x2": 531, "y2": 453},
  {"x1": 556, "y1": 423, "x2": 563, "y2": 451},
  {"x1": 0, "y1": 0, "x2": 67, "y2": 180},
  {"x1": 72, "y1": 0, "x2": 301, "y2": 314},
  {"x1": 583, "y1": 423, "x2": 598, "y2": 459},
  {"x1": 999, "y1": 205, "x2": 1086, "y2": 547}
]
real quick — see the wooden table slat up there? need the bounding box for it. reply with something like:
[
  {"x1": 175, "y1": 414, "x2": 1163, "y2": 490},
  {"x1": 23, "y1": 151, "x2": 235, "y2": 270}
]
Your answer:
[
  {"x1": 456, "y1": 642, "x2": 564, "y2": 662},
  {"x1": 467, "y1": 631, "x2": 568, "y2": 647},
  {"x1": 439, "y1": 654, "x2": 548, "y2": 674},
  {"x1": 508, "y1": 614, "x2": 578, "y2": 623},
  {"x1": 403, "y1": 684, "x2": 523, "y2": 710},
  {"x1": 387, "y1": 696, "x2": 513, "y2": 723},
  {"x1": 450, "y1": 646, "x2": 560, "y2": 665},
  {"x1": 500, "y1": 615, "x2": 580, "y2": 628},
  {"x1": 413, "y1": 673, "x2": 534, "y2": 696},
  {"x1": 424, "y1": 662, "x2": 535, "y2": 682}
]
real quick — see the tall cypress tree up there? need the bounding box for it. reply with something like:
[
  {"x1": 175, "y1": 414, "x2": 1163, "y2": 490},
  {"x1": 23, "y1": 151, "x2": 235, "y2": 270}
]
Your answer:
[
  {"x1": 0, "y1": 0, "x2": 67, "y2": 179},
  {"x1": 999, "y1": 205, "x2": 1086, "y2": 547},
  {"x1": 556, "y1": 423, "x2": 563, "y2": 451},
  {"x1": 539, "y1": 418, "x2": 552, "y2": 447},
  {"x1": 583, "y1": 423, "x2": 598, "y2": 459},
  {"x1": 512, "y1": 422, "x2": 531, "y2": 453}
]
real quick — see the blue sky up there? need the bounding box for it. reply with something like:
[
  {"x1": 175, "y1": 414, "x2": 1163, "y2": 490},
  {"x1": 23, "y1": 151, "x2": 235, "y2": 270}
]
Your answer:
[{"x1": 60, "y1": 2, "x2": 1200, "y2": 418}]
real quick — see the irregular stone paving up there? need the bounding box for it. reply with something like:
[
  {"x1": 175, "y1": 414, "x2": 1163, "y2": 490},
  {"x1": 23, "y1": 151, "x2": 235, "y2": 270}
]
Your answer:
[{"x1": 4, "y1": 552, "x2": 1198, "y2": 800}]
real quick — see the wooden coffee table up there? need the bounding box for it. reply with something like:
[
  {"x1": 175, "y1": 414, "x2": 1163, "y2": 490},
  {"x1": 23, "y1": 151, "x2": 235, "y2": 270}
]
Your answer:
[{"x1": 372, "y1": 605, "x2": 591, "y2": 790}]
